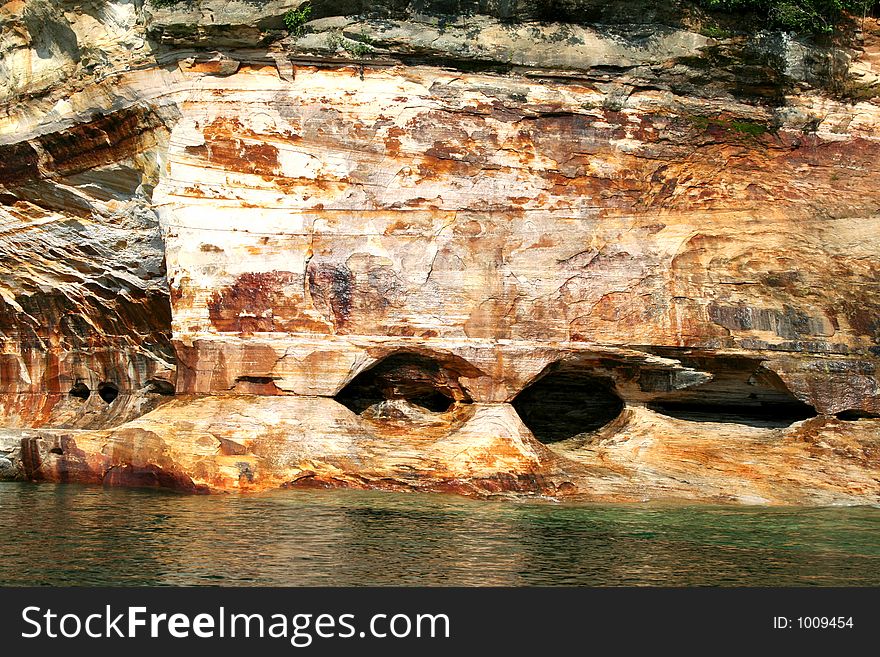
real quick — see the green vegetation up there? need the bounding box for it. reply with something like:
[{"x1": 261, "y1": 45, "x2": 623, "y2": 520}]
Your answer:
[
  {"x1": 696, "y1": 1, "x2": 877, "y2": 35},
  {"x1": 699, "y1": 23, "x2": 734, "y2": 38},
  {"x1": 326, "y1": 30, "x2": 374, "y2": 58},
  {"x1": 284, "y1": 3, "x2": 312, "y2": 37},
  {"x1": 151, "y1": 0, "x2": 185, "y2": 7},
  {"x1": 729, "y1": 119, "x2": 770, "y2": 135},
  {"x1": 689, "y1": 115, "x2": 771, "y2": 137},
  {"x1": 348, "y1": 30, "x2": 375, "y2": 55},
  {"x1": 344, "y1": 40, "x2": 373, "y2": 58},
  {"x1": 326, "y1": 32, "x2": 343, "y2": 50}
]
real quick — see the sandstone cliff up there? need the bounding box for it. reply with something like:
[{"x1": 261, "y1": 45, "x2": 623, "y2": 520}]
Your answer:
[{"x1": 1, "y1": 0, "x2": 879, "y2": 503}]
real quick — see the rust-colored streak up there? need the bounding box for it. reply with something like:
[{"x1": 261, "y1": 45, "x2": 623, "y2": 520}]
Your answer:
[
  {"x1": 207, "y1": 271, "x2": 332, "y2": 334},
  {"x1": 183, "y1": 117, "x2": 282, "y2": 176},
  {"x1": 183, "y1": 145, "x2": 208, "y2": 158},
  {"x1": 0, "y1": 142, "x2": 41, "y2": 185},
  {"x1": 306, "y1": 262, "x2": 353, "y2": 331},
  {"x1": 103, "y1": 464, "x2": 210, "y2": 493},
  {"x1": 208, "y1": 271, "x2": 296, "y2": 332},
  {"x1": 8, "y1": 107, "x2": 165, "y2": 182},
  {"x1": 191, "y1": 139, "x2": 280, "y2": 176}
]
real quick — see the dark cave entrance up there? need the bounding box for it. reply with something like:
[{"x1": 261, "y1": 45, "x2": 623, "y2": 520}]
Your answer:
[
  {"x1": 69, "y1": 381, "x2": 90, "y2": 400},
  {"x1": 98, "y1": 382, "x2": 119, "y2": 404},
  {"x1": 334, "y1": 352, "x2": 475, "y2": 416},
  {"x1": 645, "y1": 357, "x2": 816, "y2": 428},
  {"x1": 511, "y1": 365, "x2": 625, "y2": 443},
  {"x1": 648, "y1": 399, "x2": 817, "y2": 426},
  {"x1": 835, "y1": 409, "x2": 880, "y2": 421}
]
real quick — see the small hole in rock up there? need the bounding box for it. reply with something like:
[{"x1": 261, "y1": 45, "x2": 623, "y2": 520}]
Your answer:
[
  {"x1": 98, "y1": 382, "x2": 119, "y2": 404},
  {"x1": 335, "y1": 352, "x2": 472, "y2": 416},
  {"x1": 49, "y1": 448, "x2": 63, "y2": 455},
  {"x1": 512, "y1": 365, "x2": 624, "y2": 443},
  {"x1": 835, "y1": 409, "x2": 880, "y2": 421},
  {"x1": 235, "y1": 376, "x2": 278, "y2": 385},
  {"x1": 407, "y1": 390, "x2": 455, "y2": 413},
  {"x1": 69, "y1": 382, "x2": 90, "y2": 400}
]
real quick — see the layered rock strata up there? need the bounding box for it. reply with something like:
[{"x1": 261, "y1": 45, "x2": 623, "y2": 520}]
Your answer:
[{"x1": 1, "y1": 0, "x2": 879, "y2": 503}]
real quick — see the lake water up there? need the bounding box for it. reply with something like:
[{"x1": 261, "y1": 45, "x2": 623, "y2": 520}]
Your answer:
[{"x1": 1, "y1": 482, "x2": 878, "y2": 586}]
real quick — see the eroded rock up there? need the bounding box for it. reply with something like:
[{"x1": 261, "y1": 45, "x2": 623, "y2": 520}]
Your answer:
[{"x1": 1, "y1": 0, "x2": 879, "y2": 503}]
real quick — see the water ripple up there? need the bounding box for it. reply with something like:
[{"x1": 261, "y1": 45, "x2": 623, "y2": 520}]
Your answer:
[{"x1": 1, "y1": 482, "x2": 878, "y2": 586}]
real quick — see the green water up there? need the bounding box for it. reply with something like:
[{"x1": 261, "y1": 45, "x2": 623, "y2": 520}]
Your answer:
[{"x1": 0, "y1": 482, "x2": 878, "y2": 586}]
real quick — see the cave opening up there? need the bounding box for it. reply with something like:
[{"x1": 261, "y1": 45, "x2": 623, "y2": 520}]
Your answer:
[
  {"x1": 97, "y1": 382, "x2": 119, "y2": 404},
  {"x1": 334, "y1": 352, "x2": 473, "y2": 416},
  {"x1": 145, "y1": 378, "x2": 175, "y2": 396},
  {"x1": 511, "y1": 365, "x2": 625, "y2": 444},
  {"x1": 648, "y1": 400, "x2": 816, "y2": 426},
  {"x1": 645, "y1": 359, "x2": 816, "y2": 428},
  {"x1": 236, "y1": 376, "x2": 277, "y2": 385},
  {"x1": 835, "y1": 409, "x2": 880, "y2": 421},
  {"x1": 69, "y1": 381, "x2": 90, "y2": 400},
  {"x1": 404, "y1": 389, "x2": 456, "y2": 413}
]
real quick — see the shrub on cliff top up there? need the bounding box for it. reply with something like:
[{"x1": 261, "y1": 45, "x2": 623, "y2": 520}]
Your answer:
[
  {"x1": 697, "y1": 0, "x2": 876, "y2": 34},
  {"x1": 284, "y1": 3, "x2": 312, "y2": 37}
]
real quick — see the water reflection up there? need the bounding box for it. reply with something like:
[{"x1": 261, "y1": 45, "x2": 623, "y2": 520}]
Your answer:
[{"x1": 0, "y1": 482, "x2": 878, "y2": 586}]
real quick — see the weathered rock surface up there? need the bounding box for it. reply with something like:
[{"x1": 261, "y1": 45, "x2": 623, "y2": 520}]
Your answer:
[{"x1": 1, "y1": 0, "x2": 879, "y2": 503}]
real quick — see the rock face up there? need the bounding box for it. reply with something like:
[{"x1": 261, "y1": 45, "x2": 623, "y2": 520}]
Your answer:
[{"x1": 1, "y1": 0, "x2": 879, "y2": 503}]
